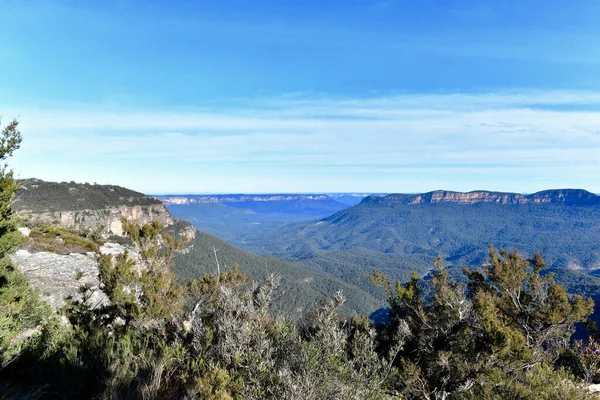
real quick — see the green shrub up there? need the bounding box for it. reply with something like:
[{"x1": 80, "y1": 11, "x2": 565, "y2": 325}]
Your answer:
[
  {"x1": 29, "y1": 225, "x2": 100, "y2": 254},
  {"x1": 0, "y1": 258, "x2": 52, "y2": 365}
]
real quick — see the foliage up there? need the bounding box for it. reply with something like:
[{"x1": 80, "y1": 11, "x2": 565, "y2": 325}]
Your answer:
[
  {"x1": 370, "y1": 247, "x2": 595, "y2": 399},
  {"x1": 2, "y1": 221, "x2": 396, "y2": 399},
  {"x1": 14, "y1": 179, "x2": 161, "y2": 213},
  {"x1": 2, "y1": 240, "x2": 596, "y2": 398},
  {"x1": 92, "y1": 219, "x2": 185, "y2": 328},
  {"x1": 0, "y1": 260, "x2": 52, "y2": 365},
  {"x1": 0, "y1": 120, "x2": 23, "y2": 259},
  {"x1": 0, "y1": 119, "x2": 51, "y2": 367},
  {"x1": 563, "y1": 337, "x2": 600, "y2": 383},
  {"x1": 28, "y1": 225, "x2": 101, "y2": 254},
  {"x1": 470, "y1": 362, "x2": 592, "y2": 399},
  {"x1": 171, "y1": 226, "x2": 383, "y2": 319}
]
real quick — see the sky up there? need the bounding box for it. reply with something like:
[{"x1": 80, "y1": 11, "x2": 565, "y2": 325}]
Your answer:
[{"x1": 2, "y1": 0, "x2": 600, "y2": 194}]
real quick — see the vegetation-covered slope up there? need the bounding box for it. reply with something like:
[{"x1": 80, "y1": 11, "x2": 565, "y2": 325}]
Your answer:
[
  {"x1": 170, "y1": 223, "x2": 384, "y2": 318},
  {"x1": 242, "y1": 190, "x2": 600, "y2": 297},
  {"x1": 14, "y1": 179, "x2": 161, "y2": 212},
  {"x1": 10, "y1": 178, "x2": 384, "y2": 318}
]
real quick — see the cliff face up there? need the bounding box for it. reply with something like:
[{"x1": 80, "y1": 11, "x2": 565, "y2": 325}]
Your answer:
[
  {"x1": 363, "y1": 189, "x2": 600, "y2": 206},
  {"x1": 20, "y1": 204, "x2": 173, "y2": 237},
  {"x1": 15, "y1": 179, "x2": 174, "y2": 237},
  {"x1": 8, "y1": 180, "x2": 201, "y2": 316},
  {"x1": 10, "y1": 180, "x2": 200, "y2": 310}
]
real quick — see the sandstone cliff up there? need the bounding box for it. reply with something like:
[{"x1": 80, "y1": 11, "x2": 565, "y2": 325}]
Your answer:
[
  {"x1": 14, "y1": 179, "x2": 173, "y2": 238},
  {"x1": 363, "y1": 189, "x2": 600, "y2": 206},
  {"x1": 9, "y1": 180, "x2": 198, "y2": 309}
]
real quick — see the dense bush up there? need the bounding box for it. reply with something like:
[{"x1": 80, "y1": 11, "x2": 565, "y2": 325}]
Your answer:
[
  {"x1": 3, "y1": 241, "x2": 598, "y2": 399},
  {"x1": 370, "y1": 248, "x2": 595, "y2": 399},
  {"x1": 0, "y1": 119, "x2": 51, "y2": 366}
]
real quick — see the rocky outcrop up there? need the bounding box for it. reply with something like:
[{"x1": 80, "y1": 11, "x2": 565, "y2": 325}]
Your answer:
[
  {"x1": 21, "y1": 204, "x2": 173, "y2": 238},
  {"x1": 11, "y1": 249, "x2": 107, "y2": 309},
  {"x1": 363, "y1": 189, "x2": 600, "y2": 206},
  {"x1": 11, "y1": 233, "x2": 182, "y2": 311},
  {"x1": 10, "y1": 180, "x2": 198, "y2": 312},
  {"x1": 14, "y1": 179, "x2": 174, "y2": 238}
]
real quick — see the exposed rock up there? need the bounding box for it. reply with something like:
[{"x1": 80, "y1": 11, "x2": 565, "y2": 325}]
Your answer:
[
  {"x1": 157, "y1": 194, "x2": 336, "y2": 204},
  {"x1": 10, "y1": 249, "x2": 107, "y2": 309},
  {"x1": 589, "y1": 383, "x2": 600, "y2": 393},
  {"x1": 14, "y1": 179, "x2": 174, "y2": 238},
  {"x1": 10, "y1": 180, "x2": 197, "y2": 312},
  {"x1": 363, "y1": 189, "x2": 600, "y2": 206},
  {"x1": 178, "y1": 222, "x2": 197, "y2": 241},
  {"x1": 19, "y1": 204, "x2": 173, "y2": 238},
  {"x1": 14, "y1": 326, "x2": 41, "y2": 342},
  {"x1": 164, "y1": 219, "x2": 198, "y2": 250},
  {"x1": 567, "y1": 262, "x2": 584, "y2": 271},
  {"x1": 99, "y1": 242, "x2": 142, "y2": 266},
  {"x1": 99, "y1": 242, "x2": 128, "y2": 256}
]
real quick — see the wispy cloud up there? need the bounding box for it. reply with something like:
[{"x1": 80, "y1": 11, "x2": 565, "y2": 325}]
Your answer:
[{"x1": 4, "y1": 90, "x2": 600, "y2": 193}]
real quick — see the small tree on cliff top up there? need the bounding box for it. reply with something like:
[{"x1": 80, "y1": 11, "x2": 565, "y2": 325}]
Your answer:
[
  {"x1": 0, "y1": 119, "x2": 51, "y2": 365},
  {"x1": 0, "y1": 119, "x2": 23, "y2": 258}
]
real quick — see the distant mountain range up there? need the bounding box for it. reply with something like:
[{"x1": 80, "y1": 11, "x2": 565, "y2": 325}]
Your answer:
[
  {"x1": 156, "y1": 193, "x2": 372, "y2": 206},
  {"x1": 156, "y1": 193, "x2": 382, "y2": 242}
]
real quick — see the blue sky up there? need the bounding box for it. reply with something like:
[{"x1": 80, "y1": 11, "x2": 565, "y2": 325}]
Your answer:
[{"x1": 2, "y1": 0, "x2": 600, "y2": 193}]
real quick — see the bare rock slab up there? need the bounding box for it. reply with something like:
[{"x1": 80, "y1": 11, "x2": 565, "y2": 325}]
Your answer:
[{"x1": 11, "y1": 249, "x2": 107, "y2": 309}]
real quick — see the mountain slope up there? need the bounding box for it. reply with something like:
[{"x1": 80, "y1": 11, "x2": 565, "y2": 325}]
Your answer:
[
  {"x1": 242, "y1": 189, "x2": 600, "y2": 295},
  {"x1": 170, "y1": 224, "x2": 384, "y2": 318}
]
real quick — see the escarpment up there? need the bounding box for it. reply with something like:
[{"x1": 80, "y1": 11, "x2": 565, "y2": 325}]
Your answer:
[
  {"x1": 10, "y1": 180, "x2": 199, "y2": 310},
  {"x1": 361, "y1": 189, "x2": 600, "y2": 206},
  {"x1": 14, "y1": 179, "x2": 173, "y2": 238}
]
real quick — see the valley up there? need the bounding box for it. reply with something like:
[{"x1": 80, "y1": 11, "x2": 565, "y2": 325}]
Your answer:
[
  {"x1": 6, "y1": 3, "x2": 600, "y2": 396},
  {"x1": 156, "y1": 193, "x2": 375, "y2": 242},
  {"x1": 160, "y1": 189, "x2": 600, "y2": 303}
]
